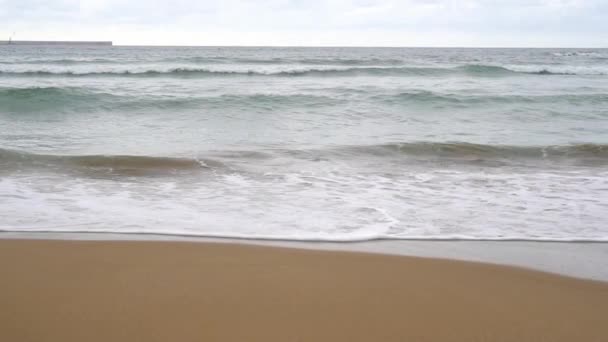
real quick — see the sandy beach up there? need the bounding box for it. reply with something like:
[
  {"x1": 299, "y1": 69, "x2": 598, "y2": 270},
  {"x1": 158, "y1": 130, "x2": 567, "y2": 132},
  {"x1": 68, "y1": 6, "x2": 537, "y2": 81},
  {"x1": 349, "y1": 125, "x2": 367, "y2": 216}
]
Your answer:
[{"x1": 1, "y1": 239, "x2": 607, "y2": 342}]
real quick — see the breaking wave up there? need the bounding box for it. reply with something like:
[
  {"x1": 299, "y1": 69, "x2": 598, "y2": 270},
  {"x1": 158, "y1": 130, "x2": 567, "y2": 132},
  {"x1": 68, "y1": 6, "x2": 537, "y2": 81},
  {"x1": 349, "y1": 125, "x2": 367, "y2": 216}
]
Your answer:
[
  {"x1": 2, "y1": 143, "x2": 607, "y2": 177},
  {"x1": 2, "y1": 86, "x2": 606, "y2": 115},
  {"x1": 0, "y1": 149, "x2": 226, "y2": 176},
  {"x1": 0, "y1": 87, "x2": 339, "y2": 113},
  {"x1": 1, "y1": 64, "x2": 604, "y2": 78}
]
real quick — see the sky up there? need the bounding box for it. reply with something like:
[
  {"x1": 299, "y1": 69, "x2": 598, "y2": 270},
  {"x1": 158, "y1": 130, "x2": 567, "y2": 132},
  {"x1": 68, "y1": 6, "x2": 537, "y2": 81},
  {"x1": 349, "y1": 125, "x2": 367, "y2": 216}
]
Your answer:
[{"x1": 1, "y1": 0, "x2": 607, "y2": 47}]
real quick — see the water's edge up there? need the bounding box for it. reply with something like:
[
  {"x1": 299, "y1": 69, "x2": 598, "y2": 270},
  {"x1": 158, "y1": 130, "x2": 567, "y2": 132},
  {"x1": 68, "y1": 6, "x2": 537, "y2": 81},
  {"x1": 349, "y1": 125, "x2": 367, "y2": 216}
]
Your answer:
[{"x1": 2, "y1": 231, "x2": 607, "y2": 282}]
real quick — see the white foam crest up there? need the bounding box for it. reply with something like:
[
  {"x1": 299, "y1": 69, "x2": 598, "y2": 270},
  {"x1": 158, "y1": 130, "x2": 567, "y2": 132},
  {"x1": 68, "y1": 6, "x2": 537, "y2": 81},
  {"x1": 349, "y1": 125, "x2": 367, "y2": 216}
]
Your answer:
[
  {"x1": 0, "y1": 63, "x2": 395, "y2": 76},
  {"x1": 552, "y1": 51, "x2": 607, "y2": 58},
  {"x1": 505, "y1": 64, "x2": 608, "y2": 75}
]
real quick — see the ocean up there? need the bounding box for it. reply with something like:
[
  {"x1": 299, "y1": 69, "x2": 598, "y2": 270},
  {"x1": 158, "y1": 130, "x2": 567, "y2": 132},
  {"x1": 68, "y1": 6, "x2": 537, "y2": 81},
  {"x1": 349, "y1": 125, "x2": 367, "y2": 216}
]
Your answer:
[{"x1": 0, "y1": 46, "x2": 607, "y2": 241}]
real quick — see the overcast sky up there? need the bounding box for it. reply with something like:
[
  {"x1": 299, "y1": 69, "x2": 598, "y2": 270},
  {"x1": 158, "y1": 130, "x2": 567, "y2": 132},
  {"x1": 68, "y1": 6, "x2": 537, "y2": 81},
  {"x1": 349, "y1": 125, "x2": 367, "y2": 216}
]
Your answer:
[{"x1": 1, "y1": 0, "x2": 607, "y2": 47}]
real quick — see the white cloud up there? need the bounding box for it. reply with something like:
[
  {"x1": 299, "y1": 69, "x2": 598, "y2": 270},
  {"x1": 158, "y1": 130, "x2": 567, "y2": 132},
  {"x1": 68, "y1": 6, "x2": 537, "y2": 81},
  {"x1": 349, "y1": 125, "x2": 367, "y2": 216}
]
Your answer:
[{"x1": 0, "y1": 0, "x2": 606, "y2": 46}]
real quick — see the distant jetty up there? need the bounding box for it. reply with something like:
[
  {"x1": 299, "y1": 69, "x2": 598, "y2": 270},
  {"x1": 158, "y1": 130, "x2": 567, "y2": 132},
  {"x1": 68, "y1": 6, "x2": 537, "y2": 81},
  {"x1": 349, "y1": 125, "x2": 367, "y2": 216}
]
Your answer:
[{"x1": 0, "y1": 40, "x2": 112, "y2": 46}]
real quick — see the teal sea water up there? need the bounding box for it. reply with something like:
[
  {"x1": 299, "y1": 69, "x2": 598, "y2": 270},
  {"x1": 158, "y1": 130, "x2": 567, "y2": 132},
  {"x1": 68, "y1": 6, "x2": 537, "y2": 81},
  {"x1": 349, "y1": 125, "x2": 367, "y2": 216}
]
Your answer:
[{"x1": 1, "y1": 46, "x2": 607, "y2": 241}]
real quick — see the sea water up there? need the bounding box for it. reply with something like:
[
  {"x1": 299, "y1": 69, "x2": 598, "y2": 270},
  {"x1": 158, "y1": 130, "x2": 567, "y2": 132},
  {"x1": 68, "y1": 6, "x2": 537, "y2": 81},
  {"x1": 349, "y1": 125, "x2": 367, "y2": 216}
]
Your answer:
[{"x1": 1, "y1": 46, "x2": 607, "y2": 241}]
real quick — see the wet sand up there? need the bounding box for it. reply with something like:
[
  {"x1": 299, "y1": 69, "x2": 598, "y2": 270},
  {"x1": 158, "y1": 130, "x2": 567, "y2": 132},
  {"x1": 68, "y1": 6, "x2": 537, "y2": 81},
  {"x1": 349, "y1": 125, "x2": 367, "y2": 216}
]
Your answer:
[{"x1": 1, "y1": 239, "x2": 607, "y2": 342}]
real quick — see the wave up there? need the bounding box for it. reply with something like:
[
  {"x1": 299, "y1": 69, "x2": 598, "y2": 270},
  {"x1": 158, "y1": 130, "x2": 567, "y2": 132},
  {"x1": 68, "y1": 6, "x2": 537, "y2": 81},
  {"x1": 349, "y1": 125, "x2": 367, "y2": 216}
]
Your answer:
[
  {"x1": 457, "y1": 64, "x2": 601, "y2": 76},
  {"x1": 0, "y1": 149, "x2": 225, "y2": 176},
  {"x1": 3, "y1": 86, "x2": 607, "y2": 116},
  {"x1": 0, "y1": 87, "x2": 339, "y2": 113},
  {"x1": 351, "y1": 142, "x2": 608, "y2": 160},
  {"x1": 307, "y1": 142, "x2": 608, "y2": 167},
  {"x1": 0, "y1": 66, "x2": 450, "y2": 77},
  {"x1": 0, "y1": 58, "x2": 124, "y2": 65},
  {"x1": 0, "y1": 87, "x2": 120, "y2": 113},
  {"x1": 377, "y1": 91, "x2": 608, "y2": 106},
  {"x1": 2, "y1": 143, "x2": 607, "y2": 177},
  {"x1": 1, "y1": 64, "x2": 602, "y2": 78},
  {"x1": 179, "y1": 57, "x2": 407, "y2": 66},
  {"x1": 551, "y1": 51, "x2": 607, "y2": 58},
  {"x1": 0, "y1": 56, "x2": 407, "y2": 66},
  {"x1": 289, "y1": 142, "x2": 608, "y2": 167}
]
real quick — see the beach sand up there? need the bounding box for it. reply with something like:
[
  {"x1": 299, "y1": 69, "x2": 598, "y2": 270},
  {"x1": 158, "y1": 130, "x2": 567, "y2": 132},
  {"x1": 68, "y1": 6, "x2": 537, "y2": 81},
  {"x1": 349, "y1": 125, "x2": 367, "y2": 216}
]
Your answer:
[{"x1": 1, "y1": 239, "x2": 607, "y2": 342}]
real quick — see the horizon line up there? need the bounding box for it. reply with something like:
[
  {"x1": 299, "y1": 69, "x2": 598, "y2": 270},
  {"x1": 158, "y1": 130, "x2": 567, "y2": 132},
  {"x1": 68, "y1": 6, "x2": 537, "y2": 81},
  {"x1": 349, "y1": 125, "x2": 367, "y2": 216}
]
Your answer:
[{"x1": 2, "y1": 42, "x2": 605, "y2": 49}]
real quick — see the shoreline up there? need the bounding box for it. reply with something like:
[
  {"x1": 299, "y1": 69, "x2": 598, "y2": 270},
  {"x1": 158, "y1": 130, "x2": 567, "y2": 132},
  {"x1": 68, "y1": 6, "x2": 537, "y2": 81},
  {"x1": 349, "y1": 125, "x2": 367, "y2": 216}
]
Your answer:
[
  {"x1": 2, "y1": 231, "x2": 608, "y2": 282},
  {"x1": 1, "y1": 238, "x2": 607, "y2": 342}
]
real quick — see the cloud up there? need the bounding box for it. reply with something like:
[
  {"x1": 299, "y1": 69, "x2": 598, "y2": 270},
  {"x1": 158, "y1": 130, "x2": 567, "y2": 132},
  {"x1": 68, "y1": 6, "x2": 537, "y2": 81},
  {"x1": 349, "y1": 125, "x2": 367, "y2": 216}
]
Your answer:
[{"x1": 0, "y1": 0, "x2": 606, "y2": 46}]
